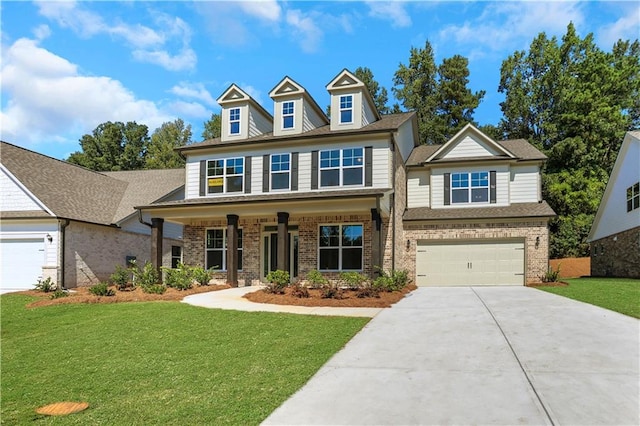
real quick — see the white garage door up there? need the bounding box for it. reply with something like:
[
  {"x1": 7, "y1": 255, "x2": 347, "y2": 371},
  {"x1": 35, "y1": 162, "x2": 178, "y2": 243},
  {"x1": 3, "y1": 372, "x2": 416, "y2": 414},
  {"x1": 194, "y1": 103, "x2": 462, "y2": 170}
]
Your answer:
[
  {"x1": 0, "y1": 238, "x2": 45, "y2": 291},
  {"x1": 416, "y1": 240, "x2": 525, "y2": 286}
]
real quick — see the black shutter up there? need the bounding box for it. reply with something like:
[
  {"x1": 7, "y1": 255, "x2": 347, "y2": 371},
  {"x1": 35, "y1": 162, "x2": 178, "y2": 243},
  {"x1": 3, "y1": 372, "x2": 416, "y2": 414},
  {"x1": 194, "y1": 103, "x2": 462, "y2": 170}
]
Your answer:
[
  {"x1": 262, "y1": 154, "x2": 270, "y2": 193},
  {"x1": 444, "y1": 173, "x2": 450, "y2": 206},
  {"x1": 200, "y1": 160, "x2": 207, "y2": 196},
  {"x1": 365, "y1": 146, "x2": 373, "y2": 187},
  {"x1": 490, "y1": 170, "x2": 496, "y2": 204},
  {"x1": 291, "y1": 152, "x2": 299, "y2": 191},
  {"x1": 244, "y1": 156, "x2": 252, "y2": 194},
  {"x1": 311, "y1": 150, "x2": 319, "y2": 190}
]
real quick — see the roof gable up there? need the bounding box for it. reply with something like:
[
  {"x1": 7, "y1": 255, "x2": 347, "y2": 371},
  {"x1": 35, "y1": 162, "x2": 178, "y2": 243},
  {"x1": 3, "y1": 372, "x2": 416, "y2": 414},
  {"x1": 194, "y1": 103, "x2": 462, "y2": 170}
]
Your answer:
[
  {"x1": 326, "y1": 69, "x2": 365, "y2": 91},
  {"x1": 216, "y1": 84, "x2": 251, "y2": 104},
  {"x1": 427, "y1": 124, "x2": 515, "y2": 162},
  {"x1": 269, "y1": 76, "x2": 305, "y2": 97}
]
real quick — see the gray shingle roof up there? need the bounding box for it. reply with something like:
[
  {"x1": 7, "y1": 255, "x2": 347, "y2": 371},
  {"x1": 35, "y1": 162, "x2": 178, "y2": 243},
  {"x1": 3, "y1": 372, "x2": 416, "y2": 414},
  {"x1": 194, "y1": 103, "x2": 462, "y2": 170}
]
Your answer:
[
  {"x1": 403, "y1": 202, "x2": 556, "y2": 221},
  {"x1": 1, "y1": 141, "x2": 184, "y2": 225},
  {"x1": 181, "y1": 112, "x2": 417, "y2": 152},
  {"x1": 407, "y1": 139, "x2": 547, "y2": 166}
]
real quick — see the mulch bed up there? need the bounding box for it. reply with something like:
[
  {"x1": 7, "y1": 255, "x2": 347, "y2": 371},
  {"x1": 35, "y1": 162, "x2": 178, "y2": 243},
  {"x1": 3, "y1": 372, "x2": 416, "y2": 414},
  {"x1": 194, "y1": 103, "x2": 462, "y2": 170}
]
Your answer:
[
  {"x1": 21, "y1": 284, "x2": 230, "y2": 308},
  {"x1": 244, "y1": 284, "x2": 418, "y2": 308},
  {"x1": 526, "y1": 281, "x2": 569, "y2": 287}
]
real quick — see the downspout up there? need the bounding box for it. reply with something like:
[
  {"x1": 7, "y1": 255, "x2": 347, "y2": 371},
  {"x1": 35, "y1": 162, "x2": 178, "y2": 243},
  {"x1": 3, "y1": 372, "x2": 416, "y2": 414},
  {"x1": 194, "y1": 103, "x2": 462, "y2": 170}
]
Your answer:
[
  {"x1": 58, "y1": 219, "x2": 70, "y2": 290},
  {"x1": 138, "y1": 209, "x2": 153, "y2": 228},
  {"x1": 390, "y1": 132, "x2": 397, "y2": 272}
]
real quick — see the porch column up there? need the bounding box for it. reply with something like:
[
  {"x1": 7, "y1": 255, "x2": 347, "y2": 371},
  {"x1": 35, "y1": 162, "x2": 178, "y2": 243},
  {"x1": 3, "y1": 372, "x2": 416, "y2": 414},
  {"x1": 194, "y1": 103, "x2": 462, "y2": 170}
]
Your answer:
[
  {"x1": 277, "y1": 212, "x2": 289, "y2": 273},
  {"x1": 151, "y1": 218, "x2": 164, "y2": 283},
  {"x1": 371, "y1": 208, "x2": 382, "y2": 278},
  {"x1": 227, "y1": 214, "x2": 239, "y2": 287}
]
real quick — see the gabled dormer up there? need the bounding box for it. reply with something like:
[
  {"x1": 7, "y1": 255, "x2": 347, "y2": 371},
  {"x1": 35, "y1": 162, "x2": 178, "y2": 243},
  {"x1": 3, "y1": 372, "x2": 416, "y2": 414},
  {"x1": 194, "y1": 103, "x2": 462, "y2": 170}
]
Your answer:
[
  {"x1": 326, "y1": 69, "x2": 380, "y2": 131},
  {"x1": 269, "y1": 76, "x2": 328, "y2": 137},
  {"x1": 425, "y1": 124, "x2": 516, "y2": 163},
  {"x1": 217, "y1": 84, "x2": 273, "y2": 142}
]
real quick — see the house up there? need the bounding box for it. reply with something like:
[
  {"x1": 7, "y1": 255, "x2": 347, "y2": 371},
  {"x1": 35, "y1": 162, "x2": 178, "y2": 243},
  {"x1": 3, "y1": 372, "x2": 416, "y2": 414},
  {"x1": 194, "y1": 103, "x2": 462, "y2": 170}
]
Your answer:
[
  {"x1": 587, "y1": 131, "x2": 640, "y2": 278},
  {"x1": 0, "y1": 141, "x2": 185, "y2": 291},
  {"x1": 138, "y1": 69, "x2": 555, "y2": 287}
]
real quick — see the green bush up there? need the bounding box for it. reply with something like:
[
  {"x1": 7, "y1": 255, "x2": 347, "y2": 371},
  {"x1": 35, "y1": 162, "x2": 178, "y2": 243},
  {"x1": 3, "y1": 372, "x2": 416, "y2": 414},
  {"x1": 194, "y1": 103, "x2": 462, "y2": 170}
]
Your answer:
[
  {"x1": 305, "y1": 269, "x2": 328, "y2": 289},
  {"x1": 163, "y1": 263, "x2": 193, "y2": 290},
  {"x1": 50, "y1": 289, "x2": 68, "y2": 299},
  {"x1": 373, "y1": 268, "x2": 411, "y2": 292},
  {"x1": 542, "y1": 265, "x2": 561, "y2": 283},
  {"x1": 132, "y1": 261, "x2": 160, "y2": 290},
  {"x1": 34, "y1": 277, "x2": 56, "y2": 292},
  {"x1": 320, "y1": 285, "x2": 343, "y2": 299},
  {"x1": 290, "y1": 283, "x2": 309, "y2": 298},
  {"x1": 339, "y1": 271, "x2": 368, "y2": 290},
  {"x1": 356, "y1": 283, "x2": 380, "y2": 298},
  {"x1": 265, "y1": 270, "x2": 290, "y2": 294},
  {"x1": 110, "y1": 265, "x2": 133, "y2": 291},
  {"x1": 89, "y1": 282, "x2": 115, "y2": 296},
  {"x1": 191, "y1": 266, "x2": 213, "y2": 286},
  {"x1": 142, "y1": 284, "x2": 167, "y2": 294}
]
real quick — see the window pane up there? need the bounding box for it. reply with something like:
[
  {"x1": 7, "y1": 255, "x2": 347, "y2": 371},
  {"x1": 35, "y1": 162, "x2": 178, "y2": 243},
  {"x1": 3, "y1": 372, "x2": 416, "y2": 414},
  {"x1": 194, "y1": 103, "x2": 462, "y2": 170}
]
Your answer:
[
  {"x1": 452, "y1": 188, "x2": 468, "y2": 203},
  {"x1": 628, "y1": 200, "x2": 633, "y2": 212},
  {"x1": 321, "y1": 169, "x2": 340, "y2": 187},
  {"x1": 230, "y1": 108, "x2": 240, "y2": 120},
  {"x1": 471, "y1": 188, "x2": 488, "y2": 202},
  {"x1": 208, "y1": 160, "x2": 224, "y2": 176},
  {"x1": 283, "y1": 102, "x2": 294, "y2": 114},
  {"x1": 320, "y1": 150, "x2": 340, "y2": 168},
  {"x1": 634, "y1": 196, "x2": 640, "y2": 210},
  {"x1": 207, "y1": 250, "x2": 223, "y2": 270},
  {"x1": 319, "y1": 249, "x2": 339, "y2": 270},
  {"x1": 171, "y1": 246, "x2": 181, "y2": 256},
  {"x1": 471, "y1": 172, "x2": 488, "y2": 187},
  {"x1": 272, "y1": 172, "x2": 289, "y2": 190},
  {"x1": 342, "y1": 225, "x2": 363, "y2": 246},
  {"x1": 452, "y1": 173, "x2": 468, "y2": 188},
  {"x1": 230, "y1": 122, "x2": 240, "y2": 134},
  {"x1": 340, "y1": 96, "x2": 352, "y2": 108},
  {"x1": 343, "y1": 168, "x2": 363, "y2": 185},
  {"x1": 340, "y1": 110, "x2": 352, "y2": 123},
  {"x1": 227, "y1": 176, "x2": 243, "y2": 192},
  {"x1": 283, "y1": 116, "x2": 294, "y2": 128},
  {"x1": 237, "y1": 229, "x2": 243, "y2": 249},
  {"x1": 207, "y1": 230, "x2": 224, "y2": 249},
  {"x1": 634, "y1": 182, "x2": 639, "y2": 194},
  {"x1": 342, "y1": 248, "x2": 362, "y2": 270},
  {"x1": 237, "y1": 250, "x2": 243, "y2": 270},
  {"x1": 319, "y1": 226, "x2": 339, "y2": 247}
]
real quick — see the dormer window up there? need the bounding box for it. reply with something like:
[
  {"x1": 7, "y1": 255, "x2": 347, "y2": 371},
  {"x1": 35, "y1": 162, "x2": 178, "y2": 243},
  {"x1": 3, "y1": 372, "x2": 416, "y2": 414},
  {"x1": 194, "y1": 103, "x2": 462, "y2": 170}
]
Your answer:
[
  {"x1": 229, "y1": 108, "x2": 240, "y2": 135},
  {"x1": 339, "y1": 95, "x2": 353, "y2": 123},
  {"x1": 282, "y1": 101, "x2": 294, "y2": 129}
]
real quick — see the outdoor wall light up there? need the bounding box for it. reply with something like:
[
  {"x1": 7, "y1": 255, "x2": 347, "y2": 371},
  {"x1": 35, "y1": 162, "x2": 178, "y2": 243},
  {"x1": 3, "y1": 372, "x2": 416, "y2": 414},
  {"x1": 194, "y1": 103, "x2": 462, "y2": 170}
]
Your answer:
[
  {"x1": 535, "y1": 236, "x2": 540, "y2": 249},
  {"x1": 46, "y1": 233, "x2": 53, "y2": 243},
  {"x1": 406, "y1": 239, "x2": 411, "y2": 249}
]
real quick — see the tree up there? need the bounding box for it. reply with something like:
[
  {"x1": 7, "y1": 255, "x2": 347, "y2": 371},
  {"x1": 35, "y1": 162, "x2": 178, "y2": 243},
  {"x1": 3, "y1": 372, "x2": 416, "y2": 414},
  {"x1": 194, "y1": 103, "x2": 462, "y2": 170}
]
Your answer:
[
  {"x1": 145, "y1": 119, "x2": 192, "y2": 169},
  {"x1": 393, "y1": 41, "x2": 484, "y2": 144},
  {"x1": 202, "y1": 113, "x2": 221, "y2": 140},
  {"x1": 498, "y1": 23, "x2": 640, "y2": 257},
  {"x1": 68, "y1": 121, "x2": 149, "y2": 171},
  {"x1": 354, "y1": 66, "x2": 390, "y2": 114}
]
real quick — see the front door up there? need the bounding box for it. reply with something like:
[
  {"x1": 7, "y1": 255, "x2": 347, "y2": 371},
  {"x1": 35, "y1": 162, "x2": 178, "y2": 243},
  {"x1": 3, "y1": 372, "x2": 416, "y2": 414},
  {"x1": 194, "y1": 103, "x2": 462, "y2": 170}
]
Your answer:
[{"x1": 262, "y1": 230, "x2": 298, "y2": 281}]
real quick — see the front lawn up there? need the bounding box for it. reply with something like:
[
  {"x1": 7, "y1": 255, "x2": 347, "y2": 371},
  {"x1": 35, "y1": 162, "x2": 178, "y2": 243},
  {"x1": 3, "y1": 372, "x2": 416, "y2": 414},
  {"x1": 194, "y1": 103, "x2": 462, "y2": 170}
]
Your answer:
[
  {"x1": 536, "y1": 277, "x2": 640, "y2": 318},
  {"x1": 1, "y1": 295, "x2": 368, "y2": 424}
]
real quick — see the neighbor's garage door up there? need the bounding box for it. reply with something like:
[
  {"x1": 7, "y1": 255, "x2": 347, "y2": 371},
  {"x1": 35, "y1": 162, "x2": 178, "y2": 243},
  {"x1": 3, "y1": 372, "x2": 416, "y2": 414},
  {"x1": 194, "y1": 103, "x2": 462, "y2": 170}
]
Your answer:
[
  {"x1": 0, "y1": 238, "x2": 44, "y2": 291},
  {"x1": 416, "y1": 240, "x2": 525, "y2": 286}
]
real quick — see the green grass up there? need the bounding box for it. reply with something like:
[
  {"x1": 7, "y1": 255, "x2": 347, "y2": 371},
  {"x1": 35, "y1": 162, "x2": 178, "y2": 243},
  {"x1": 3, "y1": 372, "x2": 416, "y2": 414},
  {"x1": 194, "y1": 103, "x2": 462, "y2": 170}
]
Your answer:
[
  {"x1": 1, "y1": 295, "x2": 368, "y2": 425},
  {"x1": 536, "y1": 277, "x2": 640, "y2": 318}
]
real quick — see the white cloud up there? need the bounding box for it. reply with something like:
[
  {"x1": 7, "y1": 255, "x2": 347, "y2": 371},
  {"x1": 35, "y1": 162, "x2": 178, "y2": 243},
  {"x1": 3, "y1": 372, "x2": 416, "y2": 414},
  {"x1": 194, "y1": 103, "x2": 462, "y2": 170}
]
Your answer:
[
  {"x1": 32, "y1": 24, "x2": 51, "y2": 41},
  {"x1": 168, "y1": 101, "x2": 210, "y2": 119},
  {"x1": 598, "y1": 12, "x2": 640, "y2": 47},
  {"x1": 169, "y1": 82, "x2": 216, "y2": 106},
  {"x1": 0, "y1": 37, "x2": 173, "y2": 148},
  {"x1": 241, "y1": 85, "x2": 264, "y2": 107},
  {"x1": 239, "y1": 0, "x2": 282, "y2": 22},
  {"x1": 286, "y1": 9, "x2": 323, "y2": 53},
  {"x1": 366, "y1": 1, "x2": 411, "y2": 28},
  {"x1": 35, "y1": 1, "x2": 195, "y2": 71}
]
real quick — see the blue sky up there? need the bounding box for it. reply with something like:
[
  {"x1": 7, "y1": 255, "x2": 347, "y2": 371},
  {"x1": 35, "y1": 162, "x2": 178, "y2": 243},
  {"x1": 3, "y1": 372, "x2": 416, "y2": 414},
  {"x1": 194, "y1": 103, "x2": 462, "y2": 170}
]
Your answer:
[{"x1": 1, "y1": 1, "x2": 638, "y2": 160}]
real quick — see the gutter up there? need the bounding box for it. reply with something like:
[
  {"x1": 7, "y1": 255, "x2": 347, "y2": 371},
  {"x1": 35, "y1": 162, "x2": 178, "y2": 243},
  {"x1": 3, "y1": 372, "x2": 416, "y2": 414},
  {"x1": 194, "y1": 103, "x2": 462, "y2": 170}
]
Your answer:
[
  {"x1": 138, "y1": 209, "x2": 153, "y2": 228},
  {"x1": 390, "y1": 132, "x2": 397, "y2": 272},
  {"x1": 58, "y1": 219, "x2": 70, "y2": 290}
]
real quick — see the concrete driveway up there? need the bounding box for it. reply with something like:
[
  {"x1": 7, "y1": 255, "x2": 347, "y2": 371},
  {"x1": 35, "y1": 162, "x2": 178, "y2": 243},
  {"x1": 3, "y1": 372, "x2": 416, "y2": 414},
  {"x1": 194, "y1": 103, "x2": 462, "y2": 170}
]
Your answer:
[{"x1": 263, "y1": 287, "x2": 639, "y2": 425}]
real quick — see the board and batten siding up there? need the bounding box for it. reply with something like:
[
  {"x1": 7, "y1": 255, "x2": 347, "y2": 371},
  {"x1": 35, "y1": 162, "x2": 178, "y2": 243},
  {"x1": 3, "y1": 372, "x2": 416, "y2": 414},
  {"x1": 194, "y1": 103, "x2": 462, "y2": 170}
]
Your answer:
[
  {"x1": 430, "y1": 165, "x2": 510, "y2": 208},
  {"x1": 510, "y1": 165, "x2": 540, "y2": 203},
  {"x1": 442, "y1": 135, "x2": 501, "y2": 159},
  {"x1": 185, "y1": 139, "x2": 391, "y2": 199},
  {"x1": 0, "y1": 167, "x2": 46, "y2": 211},
  {"x1": 407, "y1": 170, "x2": 430, "y2": 208}
]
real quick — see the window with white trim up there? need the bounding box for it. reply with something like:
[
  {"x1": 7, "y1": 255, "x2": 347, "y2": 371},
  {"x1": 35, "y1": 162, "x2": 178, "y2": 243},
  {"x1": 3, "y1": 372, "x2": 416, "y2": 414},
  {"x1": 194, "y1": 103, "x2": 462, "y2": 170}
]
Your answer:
[
  {"x1": 171, "y1": 246, "x2": 182, "y2": 269},
  {"x1": 206, "y1": 229, "x2": 243, "y2": 271},
  {"x1": 627, "y1": 182, "x2": 639, "y2": 212},
  {"x1": 320, "y1": 148, "x2": 363, "y2": 187},
  {"x1": 318, "y1": 224, "x2": 363, "y2": 271},
  {"x1": 207, "y1": 158, "x2": 243, "y2": 194},
  {"x1": 282, "y1": 101, "x2": 294, "y2": 129},
  {"x1": 271, "y1": 153, "x2": 290, "y2": 190},
  {"x1": 339, "y1": 95, "x2": 353, "y2": 123},
  {"x1": 229, "y1": 108, "x2": 240, "y2": 135},
  {"x1": 452, "y1": 172, "x2": 489, "y2": 203}
]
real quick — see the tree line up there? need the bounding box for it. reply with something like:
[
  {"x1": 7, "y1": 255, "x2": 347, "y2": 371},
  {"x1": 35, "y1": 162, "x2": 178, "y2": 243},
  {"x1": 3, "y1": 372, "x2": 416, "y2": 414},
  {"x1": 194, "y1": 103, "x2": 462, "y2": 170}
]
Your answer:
[{"x1": 68, "y1": 23, "x2": 639, "y2": 259}]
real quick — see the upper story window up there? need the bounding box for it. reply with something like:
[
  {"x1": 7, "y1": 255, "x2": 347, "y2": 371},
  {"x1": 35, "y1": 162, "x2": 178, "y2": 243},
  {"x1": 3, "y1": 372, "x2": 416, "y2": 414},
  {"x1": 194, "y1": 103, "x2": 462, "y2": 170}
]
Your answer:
[
  {"x1": 627, "y1": 182, "x2": 639, "y2": 212},
  {"x1": 207, "y1": 158, "x2": 243, "y2": 194},
  {"x1": 206, "y1": 228, "x2": 242, "y2": 271},
  {"x1": 271, "y1": 153, "x2": 290, "y2": 190},
  {"x1": 452, "y1": 172, "x2": 489, "y2": 203},
  {"x1": 229, "y1": 108, "x2": 240, "y2": 135},
  {"x1": 318, "y1": 224, "x2": 363, "y2": 271},
  {"x1": 282, "y1": 101, "x2": 294, "y2": 129},
  {"x1": 339, "y1": 95, "x2": 353, "y2": 123},
  {"x1": 320, "y1": 148, "x2": 363, "y2": 187}
]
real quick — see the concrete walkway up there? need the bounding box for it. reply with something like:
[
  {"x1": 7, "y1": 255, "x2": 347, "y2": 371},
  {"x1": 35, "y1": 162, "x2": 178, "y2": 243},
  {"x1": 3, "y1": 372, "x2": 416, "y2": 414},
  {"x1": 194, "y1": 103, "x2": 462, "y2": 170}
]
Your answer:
[
  {"x1": 182, "y1": 286, "x2": 383, "y2": 317},
  {"x1": 263, "y1": 286, "x2": 640, "y2": 425}
]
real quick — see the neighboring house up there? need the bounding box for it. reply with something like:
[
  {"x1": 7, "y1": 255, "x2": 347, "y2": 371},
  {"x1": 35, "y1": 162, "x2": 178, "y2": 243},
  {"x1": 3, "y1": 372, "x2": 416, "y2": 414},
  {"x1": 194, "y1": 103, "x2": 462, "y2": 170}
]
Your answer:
[
  {"x1": 138, "y1": 69, "x2": 555, "y2": 287},
  {"x1": 0, "y1": 141, "x2": 185, "y2": 291},
  {"x1": 587, "y1": 131, "x2": 640, "y2": 278}
]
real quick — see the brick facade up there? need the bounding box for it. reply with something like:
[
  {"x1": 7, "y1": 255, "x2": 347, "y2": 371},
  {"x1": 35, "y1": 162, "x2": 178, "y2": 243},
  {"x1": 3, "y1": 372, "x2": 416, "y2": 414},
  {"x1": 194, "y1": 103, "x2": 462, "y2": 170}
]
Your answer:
[
  {"x1": 402, "y1": 220, "x2": 550, "y2": 285},
  {"x1": 590, "y1": 226, "x2": 640, "y2": 278}
]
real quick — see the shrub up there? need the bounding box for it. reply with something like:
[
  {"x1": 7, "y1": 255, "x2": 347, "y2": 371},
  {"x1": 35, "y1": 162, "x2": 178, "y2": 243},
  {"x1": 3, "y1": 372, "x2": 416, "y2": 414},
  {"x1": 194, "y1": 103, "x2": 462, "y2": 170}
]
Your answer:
[
  {"x1": 305, "y1": 269, "x2": 328, "y2": 289},
  {"x1": 320, "y1": 285, "x2": 343, "y2": 299},
  {"x1": 132, "y1": 261, "x2": 160, "y2": 290},
  {"x1": 142, "y1": 284, "x2": 167, "y2": 294},
  {"x1": 34, "y1": 277, "x2": 56, "y2": 293},
  {"x1": 50, "y1": 289, "x2": 68, "y2": 299},
  {"x1": 89, "y1": 282, "x2": 115, "y2": 296},
  {"x1": 163, "y1": 263, "x2": 192, "y2": 290},
  {"x1": 542, "y1": 266, "x2": 560, "y2": 283},
  {"x1": 356, "y1": 283, "x2": 380, "y2": 299},
  {"x1": 290, "y1": 283, "x2": 309, "y2": 298},
  {"x1": 339, "y1": 271, "x2": 368, "y2": 290},
  {"x1": 373, "y1": 268, "x2": 411, "y2": 292},
  {"x1": 110, "y1": 265, "x2": 133, "y2": 291},
  {"x1": 191, "y1": 266, "x2": 213, "y2": 286},
  {"x1": 265, "y1": 270, "x2": 290, "y2": 294}
]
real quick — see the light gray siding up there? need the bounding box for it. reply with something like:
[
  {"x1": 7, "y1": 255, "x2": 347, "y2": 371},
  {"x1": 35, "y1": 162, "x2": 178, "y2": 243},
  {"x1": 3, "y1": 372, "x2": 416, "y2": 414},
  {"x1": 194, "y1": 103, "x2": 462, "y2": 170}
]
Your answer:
[
  {"x1": 407, "y1": 170, "x2": 430, "y2": 208},
  {"x1": 510, "y1": 165, "x2": 540, "y2": 203},
  {"x1": 0, "y1": 167, "x2": 46, "y2": 212},
  {"x1": 248, "y1": 107, "x2": 272, "y2": 138},
  {"x1": 443, "y1": 135, "x2": 500, "y2": 158}
]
